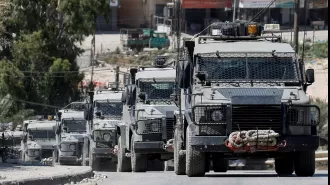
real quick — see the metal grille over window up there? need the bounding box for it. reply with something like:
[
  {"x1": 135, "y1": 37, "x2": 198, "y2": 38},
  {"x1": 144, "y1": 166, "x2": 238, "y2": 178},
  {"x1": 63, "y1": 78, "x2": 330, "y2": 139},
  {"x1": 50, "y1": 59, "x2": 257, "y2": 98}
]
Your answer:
[
  {"x1": 95, "y1": 101, "x2": 123, "y2": 120},
  {"x1": 193, "y1": 105, "x2": 227, "y2": 125},
  {"x1": 139, "y1": 81, "x2": 175, "y2": 100},
  {"x1": 197, "y1": 53, "x2": 300, "y2": 85},
  {"x1": 287, "y1": 106, "x2": 320, "y2": 126},
  {"x1": 136, "y1": 119, "x2": 162, "y2": 135}
]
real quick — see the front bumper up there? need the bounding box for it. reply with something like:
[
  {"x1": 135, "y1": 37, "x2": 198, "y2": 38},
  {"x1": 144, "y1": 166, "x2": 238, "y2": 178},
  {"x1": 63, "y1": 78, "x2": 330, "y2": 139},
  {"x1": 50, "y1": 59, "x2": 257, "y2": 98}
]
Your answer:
[
  {"x1": 92, "y1": 148, "x2": 116, "y2": 159},
  {"x1": 134, "y1": 141, "x2": 172, "y2": 154},
  {"x1": 191, "y1": 135, "x2": 320, "y2": 153},
  {"x1": 59, "y1": 156, "x2": 81, "y2": 164}
]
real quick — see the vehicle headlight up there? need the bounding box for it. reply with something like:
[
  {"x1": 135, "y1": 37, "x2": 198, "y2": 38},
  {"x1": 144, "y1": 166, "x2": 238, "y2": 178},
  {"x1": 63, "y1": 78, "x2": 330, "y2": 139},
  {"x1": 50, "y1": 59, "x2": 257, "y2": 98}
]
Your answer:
[
  {"x1": 150, "y1": 123, "x2": 161, "y2": 132},
  {"x1": 211, "y1": 110, "x2": 224, "y2": 122},
  {"x1": 103, "y1": 133, "x2": 111, "y2": 141},
  {"x1": 69, "y1": 144, "x2": 76, "y2": 151},
  {"x1": 34, "y1": 150, "x2": 40, "y2": 156}
]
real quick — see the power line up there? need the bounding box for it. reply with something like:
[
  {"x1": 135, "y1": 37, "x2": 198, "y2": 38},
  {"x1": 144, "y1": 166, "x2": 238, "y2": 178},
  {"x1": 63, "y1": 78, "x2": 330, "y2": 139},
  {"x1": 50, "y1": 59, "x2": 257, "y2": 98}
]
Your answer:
[{"x1": 2, "y1": 96, "x2": 62, "y2": 109}]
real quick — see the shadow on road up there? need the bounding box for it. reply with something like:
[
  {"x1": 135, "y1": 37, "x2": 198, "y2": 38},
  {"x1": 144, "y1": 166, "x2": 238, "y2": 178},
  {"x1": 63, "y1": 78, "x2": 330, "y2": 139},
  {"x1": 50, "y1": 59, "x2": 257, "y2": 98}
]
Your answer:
[{"x1": 205, "y1": 172, "x2": 328, "y2": 178}]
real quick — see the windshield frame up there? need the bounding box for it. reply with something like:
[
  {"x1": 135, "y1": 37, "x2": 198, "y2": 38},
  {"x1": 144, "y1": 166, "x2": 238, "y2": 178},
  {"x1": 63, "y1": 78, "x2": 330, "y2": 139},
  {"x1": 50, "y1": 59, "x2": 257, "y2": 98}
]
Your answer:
[
  {"x1": 138, "y1": 78, "x2": 176, "y2": 100},
  {"x1": 195, "y1": 52, "x2": 301, "y2": 84},
  {"x1": 61, "y1": 119, "x2": 87, "y2": 133},
  {"x1": 94, "y1": 100, "x2": 123, "y2": 119},
  {"x1": 28, "y1": 129, "x2": 56, "y2": 139}
]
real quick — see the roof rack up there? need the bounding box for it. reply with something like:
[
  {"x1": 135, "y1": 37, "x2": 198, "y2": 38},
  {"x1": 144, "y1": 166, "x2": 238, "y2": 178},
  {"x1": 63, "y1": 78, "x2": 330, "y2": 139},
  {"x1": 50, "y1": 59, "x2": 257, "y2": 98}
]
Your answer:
[{"x1": 197, "y1": 35, "x2": 282, "y2": 44}]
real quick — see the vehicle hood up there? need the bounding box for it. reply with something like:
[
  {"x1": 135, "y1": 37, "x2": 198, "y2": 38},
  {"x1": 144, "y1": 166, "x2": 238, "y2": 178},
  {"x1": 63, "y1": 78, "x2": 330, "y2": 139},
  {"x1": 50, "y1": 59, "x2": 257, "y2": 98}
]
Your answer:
[
  {"x1": 26, "y1": 141, "x2": 42, "y2": 150},
  {"x1": 136, "y1": 104, "x2": 178, "y2": 119},
  {"x1": 61, "y1": 133, "x2": 86, "y2": 143},
  {"x1": 194, "y1": 87, "x2": 308, "y2": 105},
  {"x1": 93, "y1": 119, "x2": 121, "y2": 130},
  {"x1": 29, "y1": 139, "x2": 57, "y2": 149}
]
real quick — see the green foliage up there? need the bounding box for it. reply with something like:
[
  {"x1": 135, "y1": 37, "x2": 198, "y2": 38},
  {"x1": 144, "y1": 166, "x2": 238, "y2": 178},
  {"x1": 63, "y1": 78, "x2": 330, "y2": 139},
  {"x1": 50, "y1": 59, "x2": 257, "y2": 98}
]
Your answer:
[
  {"x1": 298, "y1": 41, "x2": 328, "y2": 59},
  {"x1": 310, "y1": 97, "x2": 328, "y2": 147},
  {"x1": 0, "y1": 0, "x2": 110, "y2": 123}
]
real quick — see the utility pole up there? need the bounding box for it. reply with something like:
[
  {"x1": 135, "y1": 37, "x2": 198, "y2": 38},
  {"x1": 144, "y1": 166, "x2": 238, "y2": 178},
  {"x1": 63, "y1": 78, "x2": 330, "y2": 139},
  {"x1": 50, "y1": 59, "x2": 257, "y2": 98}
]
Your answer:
[
  {"x1": 90, "y1": 35, "x2": 95, "y2": 91},
  {"x1": 294, "y1": 0, "x2": 300, "y2": 54},
  {"x1": 115, "y1": 66, "x2": 120, "y2": 90},
  {"x1": 233, "y1": 0, "x2": 237, "y2": 21}
]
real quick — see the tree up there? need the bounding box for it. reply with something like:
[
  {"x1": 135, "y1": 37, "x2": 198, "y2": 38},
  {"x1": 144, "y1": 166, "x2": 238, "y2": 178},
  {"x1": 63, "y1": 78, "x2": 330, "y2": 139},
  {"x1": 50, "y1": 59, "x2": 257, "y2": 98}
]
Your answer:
[{"x1": 0, "y1": 0, "x2": 111, "y2": 122}]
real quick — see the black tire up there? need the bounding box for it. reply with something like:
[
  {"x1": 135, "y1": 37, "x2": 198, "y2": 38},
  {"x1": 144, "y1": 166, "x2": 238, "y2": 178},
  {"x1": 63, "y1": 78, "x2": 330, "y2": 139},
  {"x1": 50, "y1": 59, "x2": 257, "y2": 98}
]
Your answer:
[
  {"x1": 131, "y1": 135, "x2": 148, "y2": 172},
  {"x1": 275, "y1": 155, "x2": 294, "y2": 176},
  {"x1": 294, "y1": 151, "x2": 316, "y2": 177},
  {"x1": 117, "y1": 136, "x2": 131, "y2": 172},
  {"x1": 186, "y1": 126, "x2": 205, "y2": 177},
  {"x1": 174, "y1": 129, "x2": 186, "y2": 175},
  {"x1": 213, "y1": 157, "x2": 229, "y2": 173},
  {"x1": 165, "y1": 160, "x2": 174, "y2": 171},
  {"x1": 148, "y1": 159, "x2": 165, "y2": 171},
  {"x1": 90, "y1": 155, "x2": 100, "y2": 171}
]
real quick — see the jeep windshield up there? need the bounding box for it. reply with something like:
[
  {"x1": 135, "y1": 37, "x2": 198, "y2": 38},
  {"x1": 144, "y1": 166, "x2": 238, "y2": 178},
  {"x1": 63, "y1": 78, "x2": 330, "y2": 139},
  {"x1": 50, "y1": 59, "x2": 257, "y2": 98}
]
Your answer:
[
  {"x1": 62, "y1": 120, "x2": 86, "y2": 133},
  {"x1": 94, "y1": 101, "x2": 123, "y2": 119},
  {"x1": 139, "y1": 81, "x2": 175, "y2": 99},
  {"x1": 28, "y1": 130, "x2": 56, "y2": 139},
  {"x1": 197, "y1": 53, "x2": 300, "y2": 83}
]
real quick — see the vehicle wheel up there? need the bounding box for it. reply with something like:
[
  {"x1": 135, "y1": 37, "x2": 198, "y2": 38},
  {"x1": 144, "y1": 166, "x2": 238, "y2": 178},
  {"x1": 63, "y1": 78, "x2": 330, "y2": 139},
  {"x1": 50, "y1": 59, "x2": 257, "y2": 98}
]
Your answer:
[
  {"x1": 174, "y1": 129, "x2": 186, "y2": 175},
  {"x1": 117, "y1": 136, "x2": 131, "y2": 172},
  {"x1": 131, "y1": 135, "x2": 147, "y2": 172},
  {"x1": 213, "y1": 157, "x2": 228, "y2": 172},
  {"x1": 165, "y1": 160, "x2": 174, "y2": 171},
  {"x1": 90, "y1": 154, "x2": 100, "y2": 171},
  {"x1": 275, "y1": 154, "x2": 294, "y2": 176},
  {"x1": 148, "y1": 159, "x2": 165, "y2": 171},
  {"x1": 186, "y1": 126, "x2": 205, "y2": 177},
  {"x1": 294, "y1": 151, "x2": 316, "y2": 177}
]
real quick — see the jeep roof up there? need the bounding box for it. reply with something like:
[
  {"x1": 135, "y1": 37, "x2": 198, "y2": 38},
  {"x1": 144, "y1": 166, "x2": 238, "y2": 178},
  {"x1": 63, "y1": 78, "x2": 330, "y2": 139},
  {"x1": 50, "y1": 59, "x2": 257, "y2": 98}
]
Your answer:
[
  {"x1": 94, "y1": 91, "x2": 123, "y2": 101},
  {"x1": 136, "y1": 67, "x2": 176, "y2": 80},
  {"x1": 194, "y1": 41, "x2": 295, "y2": 54}
]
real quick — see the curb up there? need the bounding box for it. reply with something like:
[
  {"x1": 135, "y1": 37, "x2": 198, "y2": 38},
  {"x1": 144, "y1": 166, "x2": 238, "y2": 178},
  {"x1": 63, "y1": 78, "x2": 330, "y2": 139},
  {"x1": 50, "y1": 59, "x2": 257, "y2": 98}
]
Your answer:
[{"x1": 0, "y1": 167, "x2": 93, "y2": 185}]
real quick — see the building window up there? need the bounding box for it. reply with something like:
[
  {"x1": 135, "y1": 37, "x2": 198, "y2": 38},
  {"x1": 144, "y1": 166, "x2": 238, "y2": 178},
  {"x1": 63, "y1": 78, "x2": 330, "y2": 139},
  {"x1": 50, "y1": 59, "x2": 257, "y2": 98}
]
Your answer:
[{"x1": 155, "y1": 4, "x2": 165, "y2": 17}]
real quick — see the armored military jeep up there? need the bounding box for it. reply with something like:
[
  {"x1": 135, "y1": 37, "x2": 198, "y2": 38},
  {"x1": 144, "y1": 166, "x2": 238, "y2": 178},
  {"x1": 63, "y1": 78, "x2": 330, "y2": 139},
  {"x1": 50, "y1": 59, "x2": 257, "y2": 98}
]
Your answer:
[
  {"x1": 21, "y1": 116, "x2": 57, "y2": 163},
  {"x1": 174, "y1": 23, "x2": 321, "y2": 177},
  {"x1": 55, "y1": 102, "x2": 88, "y2": 165},
  {"x1": 117, "y1": 57, "x2": 178, "y2": 172},
  {"x1": 86, "y1": 88, "x2": 124, "y2": 171}
]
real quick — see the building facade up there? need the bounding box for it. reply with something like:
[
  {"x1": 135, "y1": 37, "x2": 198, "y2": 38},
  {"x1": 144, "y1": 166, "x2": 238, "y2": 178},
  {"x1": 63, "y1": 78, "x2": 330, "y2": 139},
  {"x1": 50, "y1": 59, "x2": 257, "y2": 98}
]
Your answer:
[{"x1": 118, "y1": 0, "x2": 172, "y2": 28}]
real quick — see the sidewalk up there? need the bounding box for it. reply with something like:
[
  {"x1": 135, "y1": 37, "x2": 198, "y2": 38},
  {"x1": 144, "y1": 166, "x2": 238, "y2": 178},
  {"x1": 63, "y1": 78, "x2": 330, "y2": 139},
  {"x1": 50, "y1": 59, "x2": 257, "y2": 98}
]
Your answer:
[{"x1": 0, "y1": 163, "x2": 92, "y2": 185}]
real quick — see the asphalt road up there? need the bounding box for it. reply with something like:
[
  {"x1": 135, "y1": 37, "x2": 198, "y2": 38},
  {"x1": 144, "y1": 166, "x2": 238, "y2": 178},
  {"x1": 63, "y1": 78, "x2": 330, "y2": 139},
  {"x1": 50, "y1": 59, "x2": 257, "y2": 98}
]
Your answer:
[{"x1": 95, "y1": 171, "x2": 328, "y2": 185}]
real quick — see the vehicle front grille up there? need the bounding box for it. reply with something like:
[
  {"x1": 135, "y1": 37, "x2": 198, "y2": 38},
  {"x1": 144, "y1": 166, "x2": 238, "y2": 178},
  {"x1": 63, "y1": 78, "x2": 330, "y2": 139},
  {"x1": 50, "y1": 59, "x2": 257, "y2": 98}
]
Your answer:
[
  {"x1": 166, "y1": 117, "x2": 174, "y2": 140},
  {"x1": 136, "y1": 118, "x2": 163, "y2": 135},
  {"x1": 232, "y1": 105, "x2": 282, "y2": 133}
]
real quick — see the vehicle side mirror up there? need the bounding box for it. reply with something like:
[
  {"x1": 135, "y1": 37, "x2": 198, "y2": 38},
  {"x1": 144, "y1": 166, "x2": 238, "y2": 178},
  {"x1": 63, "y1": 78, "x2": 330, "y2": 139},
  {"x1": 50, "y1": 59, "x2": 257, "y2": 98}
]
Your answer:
[
  {"x1": 84, "y1": 103, "x2": 93, "y2": 121},
  {"x1": 56, "y1": 112, "x2": 62, "y2": 122},
  {"x1": 138, "y1": 93, "x2": 146, "y2": 101},
  {"x1": 306, "y1": 69, "x2": 315, "y2": 84},
  {"x1": 177, "y1": 60, "x2": 192, "y2": 89},
  {"x1": 28, "y1": 135, "x2": 33, "y2": 140}
]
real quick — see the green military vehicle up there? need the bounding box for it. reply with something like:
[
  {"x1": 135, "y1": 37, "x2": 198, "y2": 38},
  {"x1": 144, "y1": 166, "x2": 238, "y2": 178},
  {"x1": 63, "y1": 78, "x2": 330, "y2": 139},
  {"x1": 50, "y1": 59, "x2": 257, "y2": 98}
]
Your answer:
[{"x1": 120, "y1": 28, "x2": 170, "y2": 52}]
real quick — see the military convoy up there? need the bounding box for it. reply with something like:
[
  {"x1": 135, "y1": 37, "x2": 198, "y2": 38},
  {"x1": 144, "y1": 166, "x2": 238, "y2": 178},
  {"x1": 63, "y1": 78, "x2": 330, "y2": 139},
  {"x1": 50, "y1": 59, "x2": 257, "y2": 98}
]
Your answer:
[
  {"x1": 173, "y1": 22, "x2": 321, "y2": 177},
  {"x1": 10, "y1": 21, "x2": 321, "y2": 178}
]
